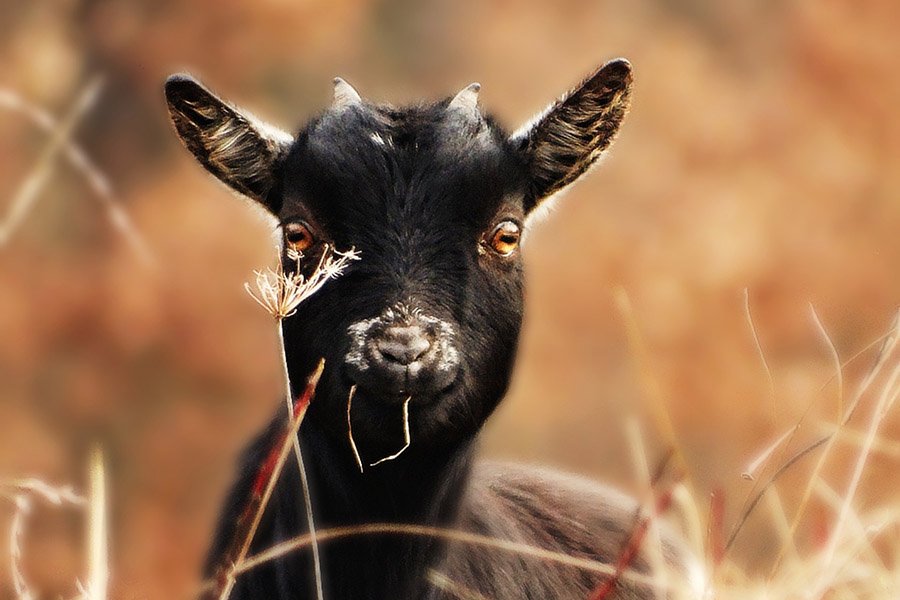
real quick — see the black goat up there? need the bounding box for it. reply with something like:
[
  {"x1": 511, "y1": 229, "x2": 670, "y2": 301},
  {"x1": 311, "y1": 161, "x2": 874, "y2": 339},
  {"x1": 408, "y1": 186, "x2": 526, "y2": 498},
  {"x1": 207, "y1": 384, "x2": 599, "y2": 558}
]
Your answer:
[{"x1": 165, "y1": 60, "x2": 700, "y2": 599}]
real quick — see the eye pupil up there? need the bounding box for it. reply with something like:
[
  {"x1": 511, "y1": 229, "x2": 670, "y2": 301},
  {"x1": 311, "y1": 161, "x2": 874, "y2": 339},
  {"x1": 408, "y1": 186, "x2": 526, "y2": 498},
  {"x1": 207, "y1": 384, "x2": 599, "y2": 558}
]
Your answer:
[
  {"x1": 285, "y1": 223, "x2": 314, "y2": 252},
  {"x1": 487, "y1": 221, "x2": 521, "y2": 256}
]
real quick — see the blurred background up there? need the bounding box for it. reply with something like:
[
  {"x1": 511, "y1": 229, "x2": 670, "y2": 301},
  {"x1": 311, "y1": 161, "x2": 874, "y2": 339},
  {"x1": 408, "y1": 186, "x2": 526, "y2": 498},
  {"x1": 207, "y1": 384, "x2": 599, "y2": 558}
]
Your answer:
[{"x1": 0, "y1": 0, "x2": 898, "y2": 597}]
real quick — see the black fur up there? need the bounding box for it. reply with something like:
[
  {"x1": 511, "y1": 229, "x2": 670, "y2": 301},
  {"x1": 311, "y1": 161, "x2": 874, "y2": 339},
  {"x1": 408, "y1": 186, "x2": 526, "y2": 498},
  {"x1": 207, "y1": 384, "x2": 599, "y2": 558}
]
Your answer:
[{"x1": 167, "y1": 61, "x2": 695, "y2": 599}]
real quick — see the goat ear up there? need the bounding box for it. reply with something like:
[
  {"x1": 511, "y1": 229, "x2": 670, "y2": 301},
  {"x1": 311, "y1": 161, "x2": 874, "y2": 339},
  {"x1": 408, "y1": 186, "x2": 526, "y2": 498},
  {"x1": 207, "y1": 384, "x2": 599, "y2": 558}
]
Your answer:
[
  {"x1": 164, "y1": 74, "x2": 293, "y2": 209},
  {"x1": 512, "y1": 59, "x2": 633, "y2": 212}
]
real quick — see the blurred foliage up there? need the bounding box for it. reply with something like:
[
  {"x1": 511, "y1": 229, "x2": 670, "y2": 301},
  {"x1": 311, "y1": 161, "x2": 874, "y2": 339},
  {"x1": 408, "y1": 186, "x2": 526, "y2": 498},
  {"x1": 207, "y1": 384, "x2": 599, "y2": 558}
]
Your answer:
[{"x1": 0, "y1": 0, "x2": 898, "y2": 597}]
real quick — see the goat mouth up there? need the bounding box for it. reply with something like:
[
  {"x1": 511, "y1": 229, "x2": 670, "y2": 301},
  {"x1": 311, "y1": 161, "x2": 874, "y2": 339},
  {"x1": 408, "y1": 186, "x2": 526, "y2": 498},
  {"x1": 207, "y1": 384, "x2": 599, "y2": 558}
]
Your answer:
[{"x1": 340, "y1": 371, "x2": 459, "y2": 408}]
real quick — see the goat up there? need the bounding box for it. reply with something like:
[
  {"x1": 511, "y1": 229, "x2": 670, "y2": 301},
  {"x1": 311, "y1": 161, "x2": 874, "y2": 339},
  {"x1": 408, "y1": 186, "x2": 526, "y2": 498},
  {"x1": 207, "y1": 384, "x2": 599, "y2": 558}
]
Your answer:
[{"x1": 165, "y1": 59, "x2": 700, "y2": 599}]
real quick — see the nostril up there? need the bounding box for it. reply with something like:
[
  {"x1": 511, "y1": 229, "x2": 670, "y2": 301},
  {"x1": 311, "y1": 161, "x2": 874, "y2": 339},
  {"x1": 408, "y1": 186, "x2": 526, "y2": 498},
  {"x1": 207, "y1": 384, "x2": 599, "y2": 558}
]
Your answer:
[{"x1": 376, "y1": 326, "x2": 432, "y2": 366}]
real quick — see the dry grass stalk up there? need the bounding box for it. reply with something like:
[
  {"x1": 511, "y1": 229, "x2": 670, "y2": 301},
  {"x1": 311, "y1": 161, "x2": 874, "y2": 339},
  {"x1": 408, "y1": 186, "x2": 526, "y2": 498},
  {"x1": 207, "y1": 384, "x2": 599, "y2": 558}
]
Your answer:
[
  {"x1": 0, "y1": 77, "x2": 103, "y2": 248},
  {"x1": 346, "y1": 385, "x2": 364, "y2": 473},
  {"x1": 670, "y1": 482, "x2": 705, "y2": 569},
  {"x1": 0, "y1": 86, "x2": 155, "y2": 266},
  {"x1": 612, "y1": 287, "x2": 696, "y2": 498},
  {"x1": 87, "y1": 444, "x2": 108, "y2": 600},
  {"x1": 624, "y1": 418, "x2": 669, "y2": 598},
  {"x1": 1, "y1": 479, "x2": 85, "y2": 600},
  {"x1": 743, "y1": 288, "x2": 776, "y2": 421},
  {"x1": 427, "y1": 570, "x2": 491, "y2": 600},
  {"x1": 208, "y1": 360, "x2": 324, "y2": 600},
  {"x1": 705, "y1": 487, "x2": 725, "y2": 572},
  {"x1": 201, "y1": 522, "x2": 678, "y2": 595},
  {"x1": 587, "y1": 476, "x2": 680, "y2": 600},
  {"x1": 767, "y1": 313, "x2": 900, "y2": 574},
  {"x1": 741, "y1": 425, "x2": 799, "y2": 482},
  {"x1": 246, "y1": 243, "x2": 358, "y2": 600},
  {"x1": 369, "y1": 397, "x2": 412, "y2": 467},
  {"x1": 809, "y1": 304, "x2": 844, "y2": 420},
  {"x1": 817, "y1": 421, "x2": 900, "y2": 460},
  {"x1": 726, "y1": 312, "x2": 900, "y2": 557},
  {"x1": 812, "y1": 350, "x2": 900, "y2": 594},
  {"x1": 811, "y1": 479, "x2": 885, "y2": 572},
  {"x1": 762, "y1": 485, "x2": 798, "y2": 565},
  {"x1": 347, "y1": 388, "x2": 413, "y2": 470}
]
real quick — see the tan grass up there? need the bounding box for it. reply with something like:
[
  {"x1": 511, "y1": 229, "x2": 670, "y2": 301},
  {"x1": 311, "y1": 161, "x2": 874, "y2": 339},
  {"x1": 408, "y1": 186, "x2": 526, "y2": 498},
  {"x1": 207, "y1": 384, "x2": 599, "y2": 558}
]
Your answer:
[
  {"x1": 0, "y1": 78, "x2": 103, "y2": 247},
  {"x1": 0, "y1": 86, "x2": 155, "y2": 266},
  {"x1": 1, "y1": 454, "x2": 106, "y2": 600},
  {"x1": 87, "y1": 445, "x2": 108, "y2": 600}
]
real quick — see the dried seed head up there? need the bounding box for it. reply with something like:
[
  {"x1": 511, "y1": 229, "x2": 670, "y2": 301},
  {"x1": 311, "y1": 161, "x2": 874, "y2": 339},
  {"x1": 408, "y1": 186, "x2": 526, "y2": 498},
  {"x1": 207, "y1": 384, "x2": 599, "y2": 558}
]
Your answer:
[{"x1": 245, "y1": 244, "x2": 360, "y2": 320}]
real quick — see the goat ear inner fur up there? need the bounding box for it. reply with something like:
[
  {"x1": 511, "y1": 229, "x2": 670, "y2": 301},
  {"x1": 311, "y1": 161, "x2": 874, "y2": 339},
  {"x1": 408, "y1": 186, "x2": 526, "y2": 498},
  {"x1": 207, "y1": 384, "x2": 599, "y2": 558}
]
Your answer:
[
  {"x1": 512, "y1": 59, "x2": 633, "y2": 213},
  {"x1": 165, "y1": 73, "x2": 293, "y2": 210}
]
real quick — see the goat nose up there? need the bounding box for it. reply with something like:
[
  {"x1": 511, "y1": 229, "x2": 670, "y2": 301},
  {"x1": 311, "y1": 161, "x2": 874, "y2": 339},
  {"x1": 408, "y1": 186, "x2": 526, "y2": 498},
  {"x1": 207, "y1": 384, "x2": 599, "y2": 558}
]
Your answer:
[{"x1": 375, "y1": 325, "x2": 432, "y2": 366}]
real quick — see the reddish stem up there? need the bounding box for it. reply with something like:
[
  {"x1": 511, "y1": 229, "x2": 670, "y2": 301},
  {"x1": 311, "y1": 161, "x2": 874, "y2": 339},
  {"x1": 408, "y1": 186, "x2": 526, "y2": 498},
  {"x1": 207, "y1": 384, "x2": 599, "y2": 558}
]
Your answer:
[
  {"x1": 203, "y1": 359, "x2": 325, "y2": 600},
  {"x1": 587, "y1": 483, "x2": 677, "y2": 600}
]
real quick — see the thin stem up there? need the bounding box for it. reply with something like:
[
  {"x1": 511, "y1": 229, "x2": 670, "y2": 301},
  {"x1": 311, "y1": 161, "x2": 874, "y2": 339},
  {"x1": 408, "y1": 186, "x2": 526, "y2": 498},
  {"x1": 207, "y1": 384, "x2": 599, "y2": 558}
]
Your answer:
[
  {"x1": 277, "y1": 323, "x2": 324, "y2": 600},
  {"x1": 225, "y1": 524, "x2": 664, "y2": 592},
  {"x1": 0, "y1": 77, "x2": 103, "y2": 246},
  {"x1": 743, "y1": 288, "x2": 776, "y2": 422},
  {"x1": 87, "y1": 444, "x2": 108, "y2": 600},
  {"x1": 214, "y1": 361, "x2": 322, "y2": 600},
  {"x1": 369, "y1": 397, "x2": 412, "y2": 467},
  {"x1": 346, "y1": 386, "x2": 364, "y2": 473},
  {"x1": 0, "y1": 87, "x2": 155, "y2": 266}
]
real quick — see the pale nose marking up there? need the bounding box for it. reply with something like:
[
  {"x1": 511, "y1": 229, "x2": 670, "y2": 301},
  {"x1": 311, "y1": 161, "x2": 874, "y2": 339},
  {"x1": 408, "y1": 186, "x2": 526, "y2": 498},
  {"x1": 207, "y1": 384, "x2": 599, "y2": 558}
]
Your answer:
[{"x1": 344, "y1": 305, "x2": 460, "y2": 374}]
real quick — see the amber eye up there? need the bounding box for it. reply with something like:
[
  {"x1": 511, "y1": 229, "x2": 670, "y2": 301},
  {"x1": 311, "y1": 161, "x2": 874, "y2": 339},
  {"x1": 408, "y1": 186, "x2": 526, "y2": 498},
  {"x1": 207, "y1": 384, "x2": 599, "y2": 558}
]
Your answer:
[
  {"x1": 284, "y1": 222, "x2": 315, "y2": 254},
  {"x1": 487, "y1": 221, "x2": 521, "y2": 257}
]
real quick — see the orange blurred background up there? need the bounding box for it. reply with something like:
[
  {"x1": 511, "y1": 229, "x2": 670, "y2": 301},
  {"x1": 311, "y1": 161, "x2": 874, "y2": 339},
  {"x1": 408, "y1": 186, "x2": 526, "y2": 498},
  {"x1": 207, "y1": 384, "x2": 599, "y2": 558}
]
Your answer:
[{"x1": 0, "y1": 1, "x2": 898, "y2": 598}]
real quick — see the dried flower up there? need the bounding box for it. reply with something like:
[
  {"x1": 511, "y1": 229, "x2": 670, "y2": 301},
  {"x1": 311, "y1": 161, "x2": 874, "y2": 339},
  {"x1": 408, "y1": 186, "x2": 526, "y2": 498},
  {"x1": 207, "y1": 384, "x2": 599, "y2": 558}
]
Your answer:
[{"x1": 245, "y1": 244, "x2": 360, "y2": 320}]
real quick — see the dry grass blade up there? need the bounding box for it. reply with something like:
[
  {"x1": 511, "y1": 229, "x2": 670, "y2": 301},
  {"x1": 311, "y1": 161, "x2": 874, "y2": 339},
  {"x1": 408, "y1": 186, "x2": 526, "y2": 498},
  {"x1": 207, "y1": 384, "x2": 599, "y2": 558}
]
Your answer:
[
  {"x1": 87, "y1": 444, "x2": 108, "y2": 600},
  {"x1": 742, "y1": 425, "x2": 799, "y2": 482},
  {"x1": 727, "y1": 314, "x2": 900, "y2": 556},
  {"x1": 9, "y1": 495, "x2": 34, "y2": 600},
  {"x1": 744, "y1": 288, "x2": 776, "y2": 421},
  {"x1": 206, "y1": 360, "x2": 324, "y2": 600},
  {"x1": 812, "y1": 479, "x2": 886, "y2": 572},
  {"x1": 810, "y1": 304, "x2": 844, "y2": 420},
  {"x1": 1, "y1": 479, "x2": 86, "y2": 600},
  {"x1": 706, "y1": 487, "x2": 725, "y2": 572},
  {"x1": 246, "y1": 243, "x2": 358, "y2": 600},
  {"x1": 369, "y1": 397, "x2": 412, "y2": 467},
  {"x1": 769, "y1": 314, "x2": 900, "y2": 575},
  {"x1": 427, "y1": 570, "x2": 491, "y2": 600},
  {"x1": 762, "y1": 485, "x2": 797, "y2": 564},
  {"x1": 348, "y1": 393, "x2": 413, "y2": 470},
  {"x1": 624, "y1": 418, "x2": 669, "y2": 598},
  {"x1": 817, "y1": 421, "x2": 900, "y2": 460},
  {"x1": 202, "y1": 523, "x2": 680, "y2": 596},
  {"x1": 275, "y1": 322, "x2": 324, "y2": 600},
  {"x1": 346, "y1": 385, "x2": 364, "y2": 473},
  {"x1": 813, "y1": 357, "x2": 900, "y2": 594},
  {"x1": 613, "y1": 287, "x2": 695, "y2": 493},
  {"x1": 587, "y1": 478, "x2": 680, "y2": 600},
  {"x1": 0, "y1": 77, "x2": 103, "y2": 247},
  {"x1": 0, "y1": 87, "x2": 155, "y2": 266}
]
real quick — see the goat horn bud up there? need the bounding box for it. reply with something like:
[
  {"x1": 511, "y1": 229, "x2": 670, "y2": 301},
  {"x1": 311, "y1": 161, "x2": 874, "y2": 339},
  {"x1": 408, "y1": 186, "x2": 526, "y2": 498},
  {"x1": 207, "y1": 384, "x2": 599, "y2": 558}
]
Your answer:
[
  {"x1": 447, "y1": 82, "x2": 481, "y2": 120},
  {"x1": 332, "y1": 77, "x2": 362, "y2": 110}
]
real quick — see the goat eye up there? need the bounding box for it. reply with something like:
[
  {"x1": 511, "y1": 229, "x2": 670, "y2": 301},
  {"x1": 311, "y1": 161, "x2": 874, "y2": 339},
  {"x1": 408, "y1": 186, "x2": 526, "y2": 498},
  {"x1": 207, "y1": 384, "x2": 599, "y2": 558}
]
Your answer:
[
  {"x1": 284, "y1": 222, "x2": 315, "y2": 254},
  {"x1": 487, "y1": 221, "x2": 521, "y2": 257}
]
